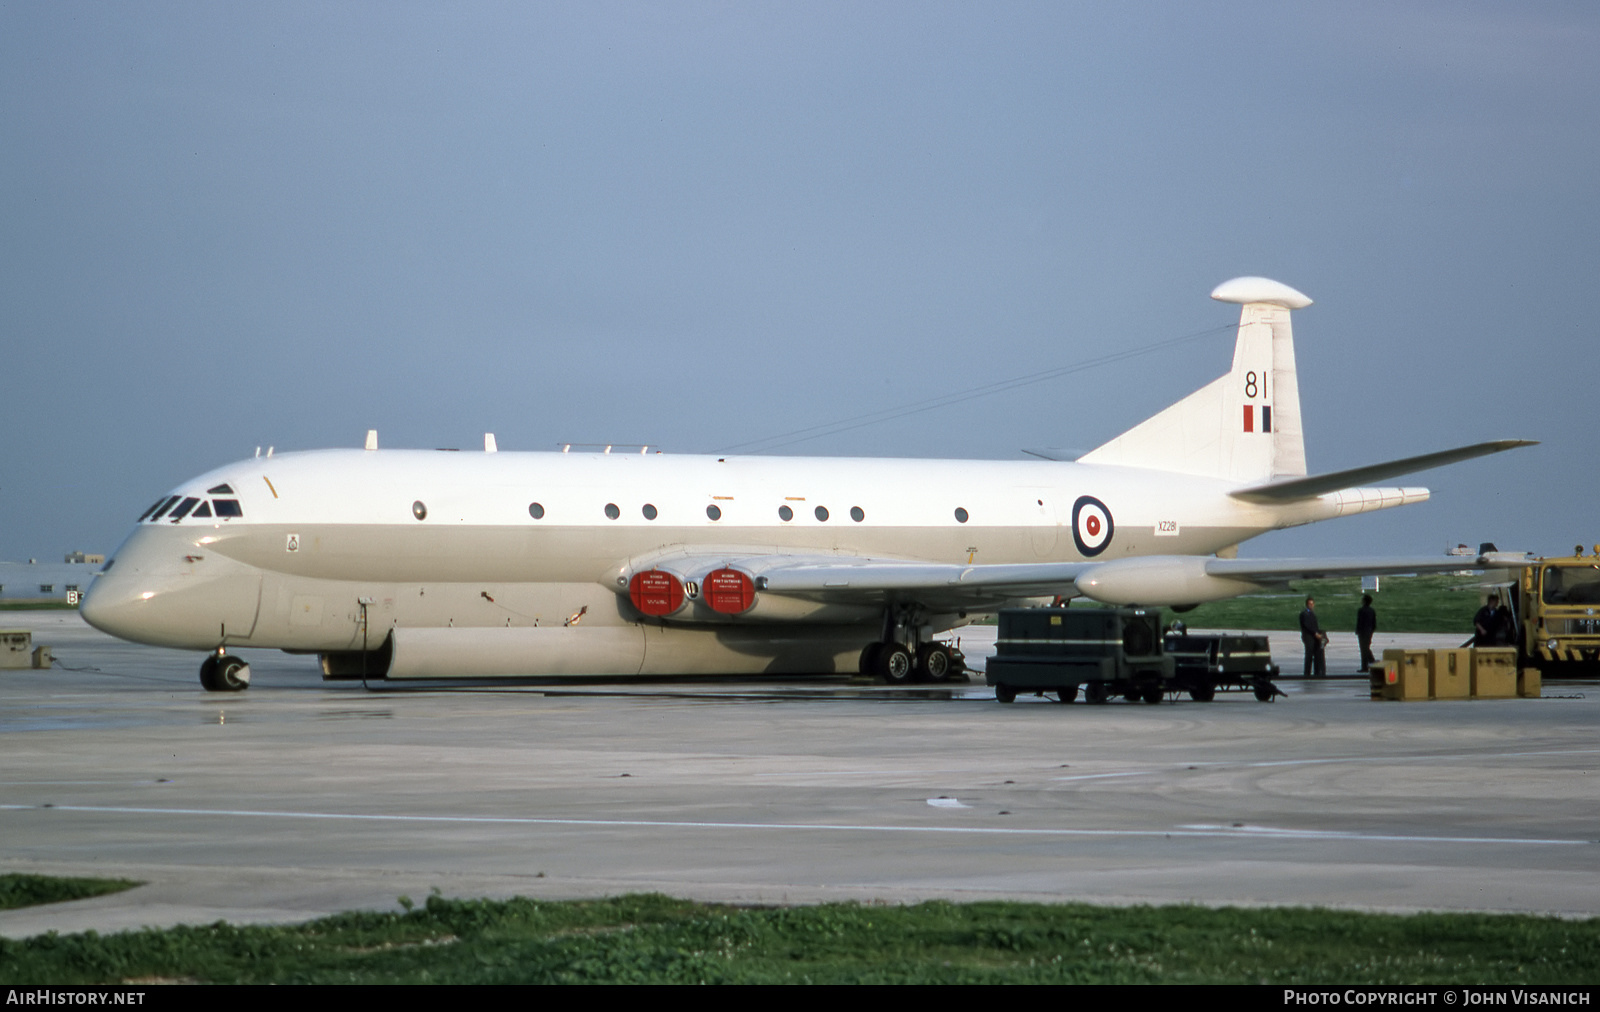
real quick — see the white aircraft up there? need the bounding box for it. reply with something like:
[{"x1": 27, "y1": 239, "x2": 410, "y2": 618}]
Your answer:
[{"x1": 82, "y1": 277, "x2": 1532, "y2": 691}]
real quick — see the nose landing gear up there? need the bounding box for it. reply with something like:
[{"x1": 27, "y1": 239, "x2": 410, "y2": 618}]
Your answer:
[{"x1": 199, "y1": 649, "x2": 250, "y2": 692}]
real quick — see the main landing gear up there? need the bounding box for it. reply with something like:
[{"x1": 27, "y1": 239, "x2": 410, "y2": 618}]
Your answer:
[
  {"x1": 859, "y1": 641, "x2": 960, "y2": 684},
  {"x1": 199, "y1": 648, "x2": 250, "y2": 692},
  {"x1": 859, "y1": 606, "x2": 966, "y2": 684}
]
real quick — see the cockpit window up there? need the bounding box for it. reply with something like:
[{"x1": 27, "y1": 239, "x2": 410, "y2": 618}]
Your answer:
[
  {"x1": 192, "y1": 501, "x2": 213, "y2": 518},
  {"x1": 213, "y1": 499, "x2": 244, "y2": 518},
  {"x1": 137, "y1": 498, "x2": 167, "y2": 522},
  {"x1": 207, "y1": 484, "x2": 234, "y2": 494},
  {"x1": 148, "y1": 496, "x2": 182, "y2": 521},
  {"x1": 168, "y1": 497, "x2": 199, "y2": 522}
]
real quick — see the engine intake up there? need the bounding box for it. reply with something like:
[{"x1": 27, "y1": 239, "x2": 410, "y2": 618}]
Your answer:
[
  {"x1": 628, "y1": 569, "x2": 687, "y2": 616},
  {"x1": 704, "y1": 567, "x2": 756, "y2": 614}
]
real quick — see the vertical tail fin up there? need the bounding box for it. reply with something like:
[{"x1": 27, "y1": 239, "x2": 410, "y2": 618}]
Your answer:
[{"x1": 1077, "y1": 276, "x2": 1310, "y2": 483}]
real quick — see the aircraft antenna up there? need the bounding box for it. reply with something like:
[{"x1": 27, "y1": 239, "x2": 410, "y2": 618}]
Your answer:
[{"x1": 721, "y1": 322, "x2": 1235, "y2": 454}]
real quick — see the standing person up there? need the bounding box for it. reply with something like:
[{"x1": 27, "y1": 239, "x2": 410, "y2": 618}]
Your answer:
[
  {"x1": 1300, "y1": 596, "x2": 1327, "y2": 678},
  {"x1": 1474, "y1": 593, "x2": 1510, "y2": 646},
  {"x1": 1356, "y1": 594, "x2": 1378, "y2": 673}
]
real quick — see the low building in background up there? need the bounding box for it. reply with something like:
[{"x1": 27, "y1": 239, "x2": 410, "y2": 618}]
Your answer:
[{"x1": 0, "y1": 553, "x2": 107, "y2": 605}]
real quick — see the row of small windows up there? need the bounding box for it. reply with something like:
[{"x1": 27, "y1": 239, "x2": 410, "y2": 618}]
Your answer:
[
  {"x1": 410, "y1": 501, "x2": 973, "y2": 523},
  {"x1": 139, "y1": 485, "x2": 244, "y2": 523}
]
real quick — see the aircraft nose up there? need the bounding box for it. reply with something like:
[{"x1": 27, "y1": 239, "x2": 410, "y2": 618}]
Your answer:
[
  {"x1": 79, "y1": 527, "x2": 262, "y2": 649},
  {"x1": 79, "y1": 573, "x2": 150, "y2": 643}
]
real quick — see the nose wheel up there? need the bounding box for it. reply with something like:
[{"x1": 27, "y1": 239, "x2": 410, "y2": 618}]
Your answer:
[{"x1": 199, "y1": 652, "x2": 250, "y2": 692}]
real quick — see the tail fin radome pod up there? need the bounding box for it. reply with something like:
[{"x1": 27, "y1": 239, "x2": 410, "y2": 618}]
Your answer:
[{"x1": 1078, "y1": 277, "x2": 1311, "y2": 483}]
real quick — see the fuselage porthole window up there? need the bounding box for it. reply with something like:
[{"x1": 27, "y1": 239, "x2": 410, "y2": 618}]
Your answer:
[
  {"x1": 412, "y1": 501, "x2": 428, "y2": 521},
  {"x1": 528, "y1": 502, "x2": 545, "y2": 519},
  {"x1": 706, "y1": 504, "x2": 721, "y2": 521},
  {"x1": 778, "y1": 505, "x2": 793, "y2": 522},
  {"x1": 850, "y1": 506, "x2": 865, "y2": 522},
  {"x1": 642, "y1": 503, "x2": 658, "y2": 520},
  {"x1": 169, "y1": 497, "x2": 199, "y2": 522},
  {"x1": 954, "y1": 507, "x2": 970, "y2": 524},
  {"x1": 149, "y1": 496, "x2": 182, "y2": 522},
  {"x1": 814, "y1": 506, "x2": 829, "y2": 522},
  {"x1": 213, "y1": 499, "x2": 243, "y2": 518},
  {"x1": 604, "y1": 503, "x2": 621, "y2": 520},
  {"x1": 192, "y1": 501, "x2": 213, "y2": 519}
]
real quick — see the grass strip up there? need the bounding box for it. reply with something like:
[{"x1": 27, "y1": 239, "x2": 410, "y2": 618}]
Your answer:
[
  {"x1": 0, "y1": 875, "x2": 140, "y2": 912},
  {"x1": 1173, "y1": 574, "x2": 1498, "y2": 636},
  {"x1": 3, "y1": 893, "x2": 1595, "y2": 985},
  {"x1": 968, "y1": 575, "x2": 1500, "y2": 634}
]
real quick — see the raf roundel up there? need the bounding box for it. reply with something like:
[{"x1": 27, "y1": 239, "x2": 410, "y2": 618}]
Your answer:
[{"x1": 1071, "y1": 495, "x2": 1114, "y2": 557}]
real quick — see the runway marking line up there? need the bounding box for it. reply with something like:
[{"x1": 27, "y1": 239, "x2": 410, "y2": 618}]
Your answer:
[
  {"x1": 1, "y1": 804, "x2": 1589, "y2": 847},
  {"x1": 747, "y1": 749, "x2": 1600, "y2": 783},
  {"x1": 1048, "y1": 747, "x2": 1600, "y2": 780}
]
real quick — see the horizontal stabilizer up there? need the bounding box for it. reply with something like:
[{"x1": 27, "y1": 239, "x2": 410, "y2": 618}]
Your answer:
[{"x1": 1228, "y1": 439, "x2": 1537, "y2": 502}]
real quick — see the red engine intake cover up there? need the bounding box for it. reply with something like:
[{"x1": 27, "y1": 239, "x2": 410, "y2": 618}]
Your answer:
[
  {"x1": 703, "y1": 567, "x2": 756, "y2": 614},
  {"x1": 628, "y1": 569, "x2": 686, "y2": 617}
]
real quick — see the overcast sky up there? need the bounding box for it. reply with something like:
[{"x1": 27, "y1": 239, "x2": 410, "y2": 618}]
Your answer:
[{"x1": 3, "y1": 1, "x2": 1595, "y2": 562}]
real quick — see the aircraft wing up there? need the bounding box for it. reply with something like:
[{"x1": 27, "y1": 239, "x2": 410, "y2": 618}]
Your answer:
[
  {"x1": 1061, "y1": 551, "x2": 1534, "y2": 608},
  {"x1": 618, "y1": 550, "x2": 1534, "y2": 614},
  {"x1": 613, "y1": 549, "x2": 1095, "y2": 613},
  {"x1": 1202, "y1": 552, "x2": 1534, "y2": 581},
  {"x1": 755, "y1": 556, "x2": 1097, "y2": 606}
]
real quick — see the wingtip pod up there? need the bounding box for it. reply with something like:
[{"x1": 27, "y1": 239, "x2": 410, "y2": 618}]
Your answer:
[
  {"x1": 1074, "y1": 555, "x2": 1267, "y2": 607},
  {"x1": 1210, "y1": 277, "x2": 1312, "y2": 310}
]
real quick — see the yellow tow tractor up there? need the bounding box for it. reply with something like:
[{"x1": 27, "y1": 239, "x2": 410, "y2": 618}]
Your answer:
[{"x1": 1514, "y1": 545, "x2": 1600, "y2": 678}]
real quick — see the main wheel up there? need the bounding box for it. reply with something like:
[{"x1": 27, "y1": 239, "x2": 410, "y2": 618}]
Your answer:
[
  {"x1": 995, "y1": 683, "x2": 1017, "y2": 704},
  {"x1": 1141, "y1": 685, "x2": 1163, "y2": 705},
  {"x1": 1054, "y1": 685, "x2": 1079, "y2": 703},
  {"x1": 198, "y1": 655, "x2": 220, "y2": 691},
  {"x1": 917, "y1": 643, "x2": 952, "y2": 682},
  {"x1": 1254, "y1": 681, "x2": 1277, "y2": 702},
  {"x1": 1084, "y1": 681, "x2": 1109, "y2": 705},
  {"x1": 1189, "y1": 682, "x2": 1216, "y2": 702},
  {"x1": 858, "y1": 642, "x2": 883, "y2": 677},
  {"x1": 877, "y1": 644, "x2": 914, "y2": 685},
  {"x1": 214, "y1": 655, "x2": 251, "y2": 692}
]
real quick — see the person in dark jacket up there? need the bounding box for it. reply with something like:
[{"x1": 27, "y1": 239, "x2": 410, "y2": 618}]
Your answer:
[
  {"x1": 1356, "y1": 594, "x2": 1377, "y2": 672},
  {"x1": 1474, "y1": 593, "x2": 1512, "y2": 646},
  {"x1": 1300, "y1": 596, "x2": 1327, "y2": 678}
]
